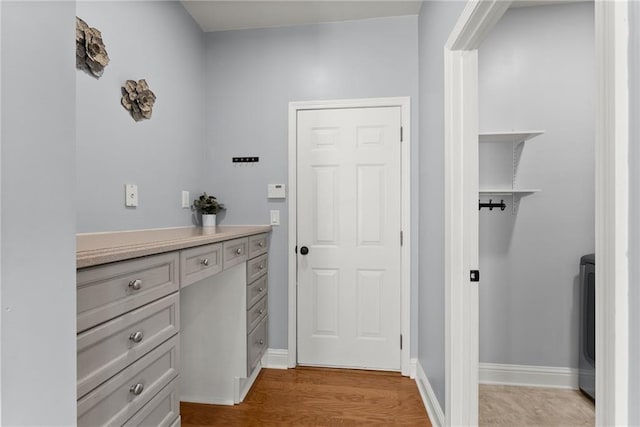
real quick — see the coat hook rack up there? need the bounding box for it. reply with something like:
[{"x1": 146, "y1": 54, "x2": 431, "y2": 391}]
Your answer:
[{"x1": 479, "y1": 199, "x2": 506, "y2": 211}]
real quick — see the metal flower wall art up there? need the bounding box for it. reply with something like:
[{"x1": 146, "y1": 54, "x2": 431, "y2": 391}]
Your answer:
[
  {"x1": 76, "y1": 17, "x2": 110, "y2": 78},
  {"x1": 121, "y1": 79, "x2": 157, "y2": 122}
]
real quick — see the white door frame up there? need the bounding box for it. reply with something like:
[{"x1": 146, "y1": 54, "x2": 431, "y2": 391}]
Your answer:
[
  {"x1": 444, "y1": 1, "x2": 629, "y2": 426},
  {"x1": 288, "y1": 97, "x2": 412, "y2": 376}
]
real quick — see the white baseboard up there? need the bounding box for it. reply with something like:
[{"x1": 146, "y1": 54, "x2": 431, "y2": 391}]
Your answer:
[
  {"x1": 234, "y1": 362, "x2": 263, "y2": 403},
  {"x1": 261, "y1": 348, "x2": 289, "y2": 369},
  {"x1": 180, "y1": 395, "x2": 234, "y2": 406},
  {"x1": 415, "y1": 360, "x2": 445, "y2": 427},
  {"x1": 479, "y1": 362, "x2": 578, "y2": 389},
  {"x1": 409, "y1": 358, "x2": 417, "y2": 379}
]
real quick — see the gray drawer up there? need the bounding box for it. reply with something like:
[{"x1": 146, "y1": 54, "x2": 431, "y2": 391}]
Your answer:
[
  {"x1": 123, "y1": 377, "x2": 179, "y2": 427},
  {"x1": 247, "y1": 315, "x2": 267, "y2": 374},
  {"x1": 247, "y1": 254, "x2": 268, "y2": 284},
  {"x1": 247, "y1": 275, "x2": 268, "y2": 309},
  {"x1": 247, "y1": 295, "x2": 267, "y2": 334},
  {"x1": 77, "y1": 252, "x2": 179, "y2": 333},
  {"x1": 222, "y1": 237, "x2": 248, "y2": 270},
  {"x1": 77, "y1": 293, "x2": 180, "y2": 398},
  {"x1": 248, "y1": 233, "x2": 268, "y2": 259},
  {"x1": 180, "y1": 243, "x2": 222, "y2": 288},
  {"x1": 77, "y1": 335, "x2": 179, "y2": 427}
]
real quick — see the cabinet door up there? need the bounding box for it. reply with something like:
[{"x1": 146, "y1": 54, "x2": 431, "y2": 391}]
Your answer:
[
  {"x1": 248, "y1": 233, "x2": 268, "y2": 258},
  {"x1": 77, "y1": 252, "x2": 179, "y2": 333},
  {"x1": 77, "y1": 335, "x2": 179, "y2": 427},
  {"x1": 77, "y1": 293, "x2": 180, "y2": 398},
  {"x1": 247, "y1": 254, "x2": 268, "y2": 283},
  {"x1": 223, "y1": 238, "x2": 249, "y2": 270},
  {"x1": 180, "y1": 243, "x2": 223, "y2": 288}
]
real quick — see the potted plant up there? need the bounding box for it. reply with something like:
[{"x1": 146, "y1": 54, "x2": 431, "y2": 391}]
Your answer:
[{"x1": 193, "y1": 192, "x2": 225, "y2": 227}]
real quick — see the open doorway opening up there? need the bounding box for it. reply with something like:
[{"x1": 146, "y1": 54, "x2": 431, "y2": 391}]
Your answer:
[{"x1": 476, "y1": 3, "x2": 595, "y2": 425}]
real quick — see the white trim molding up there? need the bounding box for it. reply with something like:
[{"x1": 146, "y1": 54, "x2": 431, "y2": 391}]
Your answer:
[
  {"x1": 261, "y1": 349, "x2": 289, "y2": 370},
  {"x1": 288, "y1": 97, "x2": 412, "y2": 376},
  {"x1": 415, "y1": 360, "x2": 445, "y2": 427},
  {"x1": 479, "y1": 363, "x2": 578, "y2": 390},
  {"x1": 595, "y1": 0, "x2": 630, "y2": 425}
]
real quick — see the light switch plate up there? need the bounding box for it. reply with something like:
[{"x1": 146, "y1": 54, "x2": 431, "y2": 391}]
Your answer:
[
  {"x1": 181, "y1": 190, "x2": 190, "y2": 208},
  {"x1": 267, "y1": 184, "x2": 286, "y2": 199},
  {"x1": 270, "y1": 210, "x2": 280, "y2": 226},
  {"x1": 125, "y1": 184, "x2": 138, "y2": 207}
]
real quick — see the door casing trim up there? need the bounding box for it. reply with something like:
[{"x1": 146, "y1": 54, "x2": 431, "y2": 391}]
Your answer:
[{"x1": 288, "y1": 97, "x2": 412, "y2": 375}]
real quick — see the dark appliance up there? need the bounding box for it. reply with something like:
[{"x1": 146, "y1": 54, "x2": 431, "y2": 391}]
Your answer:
[{"x1": 579, "y1": 253, "x2": 595, "y2": 400}]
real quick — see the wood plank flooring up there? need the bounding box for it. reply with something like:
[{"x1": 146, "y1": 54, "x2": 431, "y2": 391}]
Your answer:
[
  {"x1": 480, "y1": 384, "x2": 595, "y2": 426},
  {"x1": 181, "y1": 367, "x2": 431, "y2": 426}
]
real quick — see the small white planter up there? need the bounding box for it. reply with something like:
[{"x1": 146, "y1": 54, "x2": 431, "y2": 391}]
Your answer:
[{"x1": 202, "y1": 214, "x2": 216, "y2": 227}]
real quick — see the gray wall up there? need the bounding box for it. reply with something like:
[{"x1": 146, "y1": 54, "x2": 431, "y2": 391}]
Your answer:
[
  {"x1": 76, "y1": 1, "x2": 207, "y2": 232},
  {"x1": 477, "y1": 3, "x2": 595, "y2": 369},
  {"x1": 629, "y1": 1, "x2": 640, "y2": 424},
  {"x1": 1, "y1": 1, "x2": 77, "y2": 424},
  {"x1": 417, "y1": 0, "x2": 466, "y2": 410},
  {"x1": 203, "y1": 16, "x2": 420, "y2": 351}
]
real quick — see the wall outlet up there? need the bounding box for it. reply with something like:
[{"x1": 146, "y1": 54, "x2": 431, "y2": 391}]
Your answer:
[
  {"x1": 125, "y1": 184, "x2": 138, "y2": 207},
  {"x1": 270, "y1": 210, "x2": 280, "y2": 226},
  {"x1": 182, "y1": 190, "x2": 190, "y2": 208}
]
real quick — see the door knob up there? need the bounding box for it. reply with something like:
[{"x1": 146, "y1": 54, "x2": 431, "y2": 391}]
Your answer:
[{"x1": 300, "y1": 246, "x2": 309, "y2": 255}]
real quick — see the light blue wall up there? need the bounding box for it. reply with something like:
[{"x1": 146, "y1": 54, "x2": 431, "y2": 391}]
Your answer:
[
  {"x1": 478, "y1": 3, "x2": 594, "y2": 369},
  {"x1": 203, "y1": 16, "x2": 420, "y2": 351},
  {"x1": 1, "y1": 1, "x2": 76, "y2": 424},
  {"x1": 629, "y1": 1, "x2": 640, "y2": 424},
  {"x1": 76, "y1": 1, "x2": 207, "y2": 232},
  {"x1": 417, "y1": 0, "x2": 466, "y2": 410}
]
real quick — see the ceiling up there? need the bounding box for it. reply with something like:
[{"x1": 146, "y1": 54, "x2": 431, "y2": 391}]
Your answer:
[
  {"x1": 181, "y1": 0, "x2": 590, "y2": 33},
  {"x1": 181, "y1": 1, "x2": 423, "y2": 32}
]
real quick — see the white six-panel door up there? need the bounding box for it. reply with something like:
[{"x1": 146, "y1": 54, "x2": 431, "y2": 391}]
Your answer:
[{"x1": 296, "y1": 106, "x2": 402, "y2": 370}]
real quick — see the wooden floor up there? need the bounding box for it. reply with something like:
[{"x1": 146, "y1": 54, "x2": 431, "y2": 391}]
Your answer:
[
  {"x1": 480, "y1": 384, "x2": 595, "y2": 426},
  {"x1": 181, "y1": 367, "x2": 431, "y2": 426}
]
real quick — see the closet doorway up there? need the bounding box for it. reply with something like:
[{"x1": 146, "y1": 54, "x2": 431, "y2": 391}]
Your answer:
[
  {"x1": 476, "y1": 3, "x2": 595, "y2": 425},
  {"x1": 444, "y1": 1, "x2": 628, "y2": 426}
]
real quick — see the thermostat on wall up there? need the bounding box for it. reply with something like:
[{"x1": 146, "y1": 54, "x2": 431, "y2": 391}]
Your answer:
[{"x1": 268, "y1": 184, "x2": 286, "y2": 199}]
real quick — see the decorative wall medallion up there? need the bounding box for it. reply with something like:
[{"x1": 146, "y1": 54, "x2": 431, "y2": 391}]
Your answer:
[
  {"x1": 121, "y1": 79, "x2": 157, "y2": 122},
  {"x1": 76, "y1": 17, "x2": 110, "y2": 78}
]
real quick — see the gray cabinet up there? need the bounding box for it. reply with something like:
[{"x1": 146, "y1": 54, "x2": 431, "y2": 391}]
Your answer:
[{"x1": 77, "y1": 229, "x2": 270, "y2": 426}]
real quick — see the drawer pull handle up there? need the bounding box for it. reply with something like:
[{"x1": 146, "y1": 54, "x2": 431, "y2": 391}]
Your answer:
[
  {"x1": 258, "y1": 287, "x2": 264, "y2": 292},
  {"x1": 235, "y1": 248, "x2": 242, "y2": 255},
  {"x1": 129, "y1": 383, "x2": 144, "y2": 396},
  {"x1": 258, "y1": 242, "x2": 264, "y2": 248},
  {"x1": 258, "y1": 339, "x2": 264, "y2": 345},
  {"x1": 201, "y1": 258, "x2": 210, "y2": 266},
  {"x1": 258, "y1": 264, "x2": 265, "y2": 270},
  {"x1": 128, "y1": 279, "x2": 142, "y2": 291},
  {"x1": 258, "y1": 309, "x2": 264, "y2": 315},
  {"x1": 129, "y1": 331, "x2": 144, "y2": 343}
]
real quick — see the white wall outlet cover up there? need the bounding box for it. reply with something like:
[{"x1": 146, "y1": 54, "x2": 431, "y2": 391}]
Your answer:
[
  {"x1": 182, "y1": 190, "x2": 190, "y2": 208},
  {"x1": 270, "y1": 210, "x2": 280, "y2": 226},
  {"x1": 125, "y1": 184, "x2": 138, "y2": 207},
  {"x1": 267, "y1": 184, "x2": 286, "y2": 199}
]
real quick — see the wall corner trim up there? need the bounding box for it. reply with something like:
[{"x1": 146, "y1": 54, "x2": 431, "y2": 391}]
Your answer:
[
  {"x1": 261, "y1": 348, "x2": 290, "y2": 370},
  {"x1": 415, "y1": 360, "x2": 445, "y2": 427}
]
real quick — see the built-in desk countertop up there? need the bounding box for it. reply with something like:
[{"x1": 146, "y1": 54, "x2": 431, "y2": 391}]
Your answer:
[{"x1": 76, "y1": 225, "x2": 272, "y2": 268}]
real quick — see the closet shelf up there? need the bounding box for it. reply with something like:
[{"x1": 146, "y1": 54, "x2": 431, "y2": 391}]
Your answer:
[
  {"x1": 479, "y1": 188, "x2": 541, "y2": 195},
  {"x1": 479, "y1": 131, "x2": 544, "y2": 144}
]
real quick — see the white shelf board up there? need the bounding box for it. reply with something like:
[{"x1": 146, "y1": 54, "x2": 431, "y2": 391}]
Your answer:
[
  {"x1": 479, "y1": 188, "x2": 541, "y2": 195},
  {"x1": 478, "y1": 131, "x2": 544, "y2": 144}
]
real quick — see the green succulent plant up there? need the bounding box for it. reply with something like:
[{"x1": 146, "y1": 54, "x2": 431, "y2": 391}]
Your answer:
[{"x1": 192, "y1": 192, "x2": 226, "y2": 215}]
